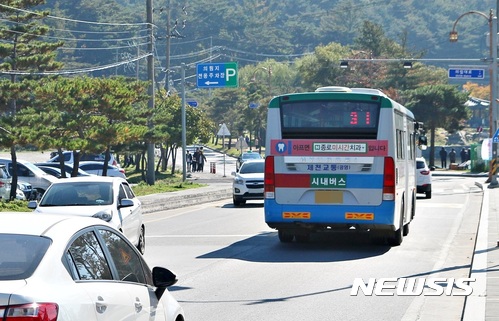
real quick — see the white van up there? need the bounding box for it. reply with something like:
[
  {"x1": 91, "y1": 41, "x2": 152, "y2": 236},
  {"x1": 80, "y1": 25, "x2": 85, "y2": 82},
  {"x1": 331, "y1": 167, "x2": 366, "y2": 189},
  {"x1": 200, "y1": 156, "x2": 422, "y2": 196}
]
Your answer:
[{"x1": 0, "y1": 158, "x2": 57, "y2": 195}]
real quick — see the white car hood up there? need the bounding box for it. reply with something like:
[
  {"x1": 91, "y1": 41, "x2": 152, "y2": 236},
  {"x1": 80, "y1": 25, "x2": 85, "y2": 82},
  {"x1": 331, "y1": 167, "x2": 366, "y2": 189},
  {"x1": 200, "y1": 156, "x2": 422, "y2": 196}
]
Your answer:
[
  {"x1": 237, "y1": 173, "x2": 264, "y2": 180},
  {"x1": 34, "y1": 205, "x2": 113, "y2": 217}
]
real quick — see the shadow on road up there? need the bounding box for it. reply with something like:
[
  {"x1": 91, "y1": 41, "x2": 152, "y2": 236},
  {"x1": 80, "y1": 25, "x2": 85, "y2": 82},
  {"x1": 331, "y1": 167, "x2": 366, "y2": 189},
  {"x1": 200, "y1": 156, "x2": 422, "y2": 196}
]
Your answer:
[{"x1": 197, "y1": 231, "x2": 390, "y2": 263}]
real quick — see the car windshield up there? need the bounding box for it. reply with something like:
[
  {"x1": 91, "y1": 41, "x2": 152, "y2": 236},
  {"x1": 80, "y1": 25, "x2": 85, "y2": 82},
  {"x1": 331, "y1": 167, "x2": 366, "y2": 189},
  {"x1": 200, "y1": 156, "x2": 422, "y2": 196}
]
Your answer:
[
  {"x1": 40, "y1": 182, "x2": 113, "y2": 206},
  {"x1": 242, "y1": 153, "x2": 261, "y2": 160},
  {"x1": 240, "y1": 162, "x2": 264, "y2": 174},
  {"x1": 0, "y1": 234, "x2": 51, "y2": 280},
  {"x1": 416, "y1": 161, "x2": 426, "y2": 169}
]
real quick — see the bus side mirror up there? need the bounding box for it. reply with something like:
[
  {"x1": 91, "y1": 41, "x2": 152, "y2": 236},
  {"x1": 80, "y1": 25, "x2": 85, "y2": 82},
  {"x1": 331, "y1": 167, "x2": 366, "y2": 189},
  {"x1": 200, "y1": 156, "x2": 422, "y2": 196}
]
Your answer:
[{"x1": 418, "y1": 136, "x2": 428, "y2": 150}]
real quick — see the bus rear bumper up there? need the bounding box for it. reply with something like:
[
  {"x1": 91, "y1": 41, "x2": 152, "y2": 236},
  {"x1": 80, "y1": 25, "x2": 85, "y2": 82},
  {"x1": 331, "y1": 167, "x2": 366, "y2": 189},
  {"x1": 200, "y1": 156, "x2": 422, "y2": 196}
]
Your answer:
[{"x1": 264, "y1": 200, "x2": 397, "y2": 232}]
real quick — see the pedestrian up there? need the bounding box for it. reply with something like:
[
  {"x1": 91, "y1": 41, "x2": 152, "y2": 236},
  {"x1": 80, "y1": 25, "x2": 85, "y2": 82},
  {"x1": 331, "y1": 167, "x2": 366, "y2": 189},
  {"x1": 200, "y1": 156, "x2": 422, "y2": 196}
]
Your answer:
[
  {"x1": 192, "y1": 148, "x2": 199, "y2": 172},
  {"x1": 460, "y1": 148, "x2": 467, "y2": 164},
  {"x1": 197, "y1": 147, "x2": 207, "y2": 172},
  {"x1": 186, "y1": 150, "x2": 192, "y2": 172},
  {"x1": 439, "y1": 147, "x2": 447, "y2": 169},
  {"x1": 449, "y1": 148, "x2": 456, "y2": 167}
]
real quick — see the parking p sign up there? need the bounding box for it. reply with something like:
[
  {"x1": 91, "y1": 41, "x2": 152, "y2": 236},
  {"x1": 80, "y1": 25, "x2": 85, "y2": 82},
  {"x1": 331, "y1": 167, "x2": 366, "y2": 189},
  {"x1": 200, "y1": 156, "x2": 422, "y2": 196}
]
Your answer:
[{"x1": 196, "y1": 62, "x2": 238, "y2": 88}]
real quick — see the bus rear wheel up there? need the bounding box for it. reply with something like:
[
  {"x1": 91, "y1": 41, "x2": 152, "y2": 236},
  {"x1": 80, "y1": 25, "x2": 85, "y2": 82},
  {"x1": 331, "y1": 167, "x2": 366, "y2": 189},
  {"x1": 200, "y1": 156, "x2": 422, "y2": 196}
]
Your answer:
[{"x1": 278, "y1": 230, "x2": 294, "y2": 243}]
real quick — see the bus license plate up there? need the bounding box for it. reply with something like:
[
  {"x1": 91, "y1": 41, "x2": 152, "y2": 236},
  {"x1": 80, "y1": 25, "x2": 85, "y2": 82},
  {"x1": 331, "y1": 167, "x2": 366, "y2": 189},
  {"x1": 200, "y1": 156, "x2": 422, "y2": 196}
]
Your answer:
[
  {"x1": 345, "y1": 213, "x2": 374, "y2": 220},
  {"x1": 315, "y1": 190, "x2": 343, "y2": 203}
]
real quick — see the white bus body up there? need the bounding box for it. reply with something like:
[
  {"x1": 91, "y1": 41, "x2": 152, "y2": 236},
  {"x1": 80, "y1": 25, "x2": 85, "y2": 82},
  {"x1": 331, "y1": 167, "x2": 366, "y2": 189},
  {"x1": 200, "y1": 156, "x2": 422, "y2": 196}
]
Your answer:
[{"x1": 264, "y1": 87, "x2": 425, "y2": 245}]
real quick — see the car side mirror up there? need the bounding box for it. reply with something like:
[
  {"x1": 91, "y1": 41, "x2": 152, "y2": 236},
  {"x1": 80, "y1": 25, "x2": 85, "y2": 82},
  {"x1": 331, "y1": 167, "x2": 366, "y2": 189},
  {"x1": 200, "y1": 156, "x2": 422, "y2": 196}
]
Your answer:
[
  {"x1": 119, "y1": 198, "x2": 134, "y2": 208},
  {"x1": 27, "y1": 200, "x2": 38, "y2": 209},
  {"x1": 153, "y1": 267, "x2": 178, "y2": 300}
]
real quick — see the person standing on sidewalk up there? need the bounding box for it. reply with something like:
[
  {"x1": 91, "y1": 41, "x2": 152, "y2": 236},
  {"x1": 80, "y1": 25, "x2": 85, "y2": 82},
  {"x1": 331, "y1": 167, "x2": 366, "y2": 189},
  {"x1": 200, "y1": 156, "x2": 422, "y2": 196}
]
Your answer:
[
  {"x1": 186, "y1": 150, "x2": 192, "y2": 172},
  {"x1": 439, "y1": 147, "x2": 448, "y2": 169},
  {"x1": 192, "y1": 148, "x2": 199, "y2": 172},
  {"x1": 449, "y1": 148, "x2": 456, "y2": 167},
  {"x1": 197, "y1": 147, "x2": 207, "y2": 172}
]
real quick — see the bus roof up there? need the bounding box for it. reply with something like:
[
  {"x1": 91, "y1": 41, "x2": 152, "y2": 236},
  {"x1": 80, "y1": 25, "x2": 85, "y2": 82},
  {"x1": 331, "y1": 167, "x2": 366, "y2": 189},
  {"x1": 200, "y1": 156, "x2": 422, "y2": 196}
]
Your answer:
[{"x1": 315, "y1": 86, "x2": 387, "y2": 97}]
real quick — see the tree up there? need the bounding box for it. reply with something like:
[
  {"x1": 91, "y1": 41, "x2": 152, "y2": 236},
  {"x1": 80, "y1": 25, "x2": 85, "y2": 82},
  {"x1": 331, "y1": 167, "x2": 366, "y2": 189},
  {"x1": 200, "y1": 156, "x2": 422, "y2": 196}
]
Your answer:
[
  {"x1": 0, "y1": 1, "x2": 63, "y2": 198},
  {"x1": 18, "y1": 76, "x2": 149, "y2": 177},
  {"x1": 405, "y1": 84, "x2": 470, "y2": 167},
  {"x1": 294, "y1": 42, "x2": 350, "y2": 90}
]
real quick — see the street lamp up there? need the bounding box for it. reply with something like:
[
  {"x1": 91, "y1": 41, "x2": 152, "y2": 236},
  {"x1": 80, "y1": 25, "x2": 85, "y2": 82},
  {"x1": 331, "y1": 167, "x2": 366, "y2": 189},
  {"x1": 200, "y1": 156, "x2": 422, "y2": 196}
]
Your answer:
[{"x1": 450, "y1": 9, "x2": 498, "y2": 184}]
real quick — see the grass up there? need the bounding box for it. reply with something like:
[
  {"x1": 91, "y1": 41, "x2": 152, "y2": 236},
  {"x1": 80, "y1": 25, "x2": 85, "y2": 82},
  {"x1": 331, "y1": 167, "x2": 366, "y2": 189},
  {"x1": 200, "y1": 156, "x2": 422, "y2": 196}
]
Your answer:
[{"x1": 125, "y1": 167, "x2": 206, "y2": 196}]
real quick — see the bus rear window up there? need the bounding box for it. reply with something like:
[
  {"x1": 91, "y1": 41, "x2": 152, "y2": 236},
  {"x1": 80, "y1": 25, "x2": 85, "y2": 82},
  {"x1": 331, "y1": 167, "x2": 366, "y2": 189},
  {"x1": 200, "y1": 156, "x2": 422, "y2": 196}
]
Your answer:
[{"x1": 280, "y1": 100, "x2": 380, "y2": 139}]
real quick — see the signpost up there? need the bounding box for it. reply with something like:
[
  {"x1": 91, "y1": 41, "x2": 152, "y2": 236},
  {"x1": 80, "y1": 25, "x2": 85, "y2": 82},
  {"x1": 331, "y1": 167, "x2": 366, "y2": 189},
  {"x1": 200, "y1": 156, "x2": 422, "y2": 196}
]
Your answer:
[
  {"x1": 448, "y1": 67, "x2": 485, "y2": 79},
  {"x1": 196, "y1": 62, "x2": 238, "y2": 88},
  {"x1": 217, "y1": 123, "x2": 231, "y2": 177}
]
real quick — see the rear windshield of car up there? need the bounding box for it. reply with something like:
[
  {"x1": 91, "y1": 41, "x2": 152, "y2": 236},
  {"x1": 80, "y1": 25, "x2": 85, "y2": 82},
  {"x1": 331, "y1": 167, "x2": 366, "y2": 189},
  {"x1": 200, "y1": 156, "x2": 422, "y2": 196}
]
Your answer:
[
  {"x1": 416, "y1": 160, "x2": 426, "y2": 169},
  {"x1": 0, "y1": 234, "x2": 51, "y2": 280}
]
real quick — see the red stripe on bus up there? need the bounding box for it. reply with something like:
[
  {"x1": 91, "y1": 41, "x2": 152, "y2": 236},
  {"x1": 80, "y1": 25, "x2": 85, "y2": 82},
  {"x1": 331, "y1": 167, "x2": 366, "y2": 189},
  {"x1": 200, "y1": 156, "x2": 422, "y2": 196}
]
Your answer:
[{"x1": 275, "y1": 173, "x2": 310, "y2": 187}]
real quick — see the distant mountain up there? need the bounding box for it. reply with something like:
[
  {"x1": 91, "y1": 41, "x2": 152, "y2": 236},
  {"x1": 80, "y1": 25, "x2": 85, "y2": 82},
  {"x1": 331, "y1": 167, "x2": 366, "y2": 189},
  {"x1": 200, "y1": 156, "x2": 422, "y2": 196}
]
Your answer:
[{"x1": 39, "y1": 0, "x2": 497, "y2": 73}]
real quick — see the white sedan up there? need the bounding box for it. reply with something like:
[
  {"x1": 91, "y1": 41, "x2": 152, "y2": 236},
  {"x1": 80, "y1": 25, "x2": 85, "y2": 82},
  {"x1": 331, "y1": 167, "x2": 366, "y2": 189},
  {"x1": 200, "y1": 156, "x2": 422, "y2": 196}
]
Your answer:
[
  {"x1": 78, "y1": 161, "x2": 126, "y2": 178},
  {"x1": 28, "y1": 176, "x2": 145, "y2": 254},
  {"x1": 0, "y1": 213, "x2": 184, "y2": 321}
]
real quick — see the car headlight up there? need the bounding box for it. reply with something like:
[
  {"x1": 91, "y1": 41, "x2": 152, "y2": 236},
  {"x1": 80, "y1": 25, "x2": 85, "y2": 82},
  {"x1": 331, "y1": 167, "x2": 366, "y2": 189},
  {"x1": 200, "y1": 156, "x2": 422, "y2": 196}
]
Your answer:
[
  {"x1": 92, "y1": 209, "x2": 113, "y2": 222},
  {"x1": 234, "y1": 178, "x2": 244, "y2": 185}
]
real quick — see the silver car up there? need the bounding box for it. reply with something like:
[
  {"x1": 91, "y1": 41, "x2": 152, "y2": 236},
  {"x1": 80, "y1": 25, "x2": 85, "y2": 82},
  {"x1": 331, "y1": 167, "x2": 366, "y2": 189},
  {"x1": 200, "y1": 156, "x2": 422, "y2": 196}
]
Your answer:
[{"x1": 28, "y1": 176, "x2": 145, "y2": 253}]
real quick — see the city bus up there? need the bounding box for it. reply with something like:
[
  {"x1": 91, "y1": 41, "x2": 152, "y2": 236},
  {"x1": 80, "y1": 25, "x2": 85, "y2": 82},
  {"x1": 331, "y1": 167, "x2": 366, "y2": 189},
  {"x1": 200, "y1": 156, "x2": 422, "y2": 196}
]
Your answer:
[{"x1": 264, "y1": 86, "x2": 427, "y2": 246}]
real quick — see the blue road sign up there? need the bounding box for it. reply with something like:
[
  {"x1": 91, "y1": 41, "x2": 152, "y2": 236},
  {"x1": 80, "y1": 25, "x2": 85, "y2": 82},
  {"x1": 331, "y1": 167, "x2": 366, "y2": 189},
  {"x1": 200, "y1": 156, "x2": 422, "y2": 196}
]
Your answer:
[
  {"x1": 187, "y1": 99, "x2": 198, "y2": 107},
  {"x1": 249, "y1": 102, "x2": 259, "y2": 109},
  {"x1": 448, "y1": 68, "x2": 485, "y2": 79},
  {"x1": 196, "y1": 62, "x2": 238, "y2": 88}
]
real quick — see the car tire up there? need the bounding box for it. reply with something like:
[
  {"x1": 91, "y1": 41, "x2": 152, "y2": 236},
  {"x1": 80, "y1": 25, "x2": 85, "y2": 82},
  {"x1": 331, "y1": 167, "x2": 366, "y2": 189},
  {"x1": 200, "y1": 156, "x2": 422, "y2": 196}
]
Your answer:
[
  {"x1": 425, "y1": 191, "x2": 432, "y2": 199},
  {"x1": 278, "y1": 230, "x2": 294, "y2": 243},
  {"x1": 136, "y1": 226, "x2": 145, "y2": 254},
  {"x1": 233, "y1": 196, "x2": 245, "y2": 207},
  {"x1": 403, "y1": 223, "x2": 410, "y2": 236},
  {"x1": 388, "y1": 213, "x2": 404, "y2": 246}
]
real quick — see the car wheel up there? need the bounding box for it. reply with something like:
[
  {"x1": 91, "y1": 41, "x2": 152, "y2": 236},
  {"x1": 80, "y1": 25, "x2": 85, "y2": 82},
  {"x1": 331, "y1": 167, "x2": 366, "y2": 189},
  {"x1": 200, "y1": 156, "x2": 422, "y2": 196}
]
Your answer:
[
  {"x1": 425, "y1": 190, "x2": 432, "y2": 199},
  {"x1": 136, "y1": 226, "x2": 145, "y2": 254},
  {"x1": 232, "y1": 196, "x2": 246, "y2": 206},
  {"x1": 278, "y1": 230, "x2": 294, "y2": 243},
  {"x1": 403, "y1": 223, "x2": 410, "y2": 236},
  {"x1": 388, "y1": 211, "x2": 404, "y2": 246},
  {"x1": 295, "y1": 233, "x2": 310, "y2": 243}
]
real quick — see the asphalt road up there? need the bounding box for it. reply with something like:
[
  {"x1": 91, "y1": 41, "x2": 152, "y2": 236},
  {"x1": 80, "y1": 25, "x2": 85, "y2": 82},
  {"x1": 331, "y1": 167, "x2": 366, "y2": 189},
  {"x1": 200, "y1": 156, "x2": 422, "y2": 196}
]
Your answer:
[{"x1": 142, "y1": 175, "x2": 482, "y2": 321}]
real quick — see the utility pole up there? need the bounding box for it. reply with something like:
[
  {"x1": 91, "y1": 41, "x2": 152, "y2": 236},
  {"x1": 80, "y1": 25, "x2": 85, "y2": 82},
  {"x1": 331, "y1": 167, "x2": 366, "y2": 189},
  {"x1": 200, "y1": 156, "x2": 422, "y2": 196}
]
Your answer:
[
  {"x1": 146, "y1": 0, "x2": 155, "y2": 184},
  {"x1": 165, "y1": 0, "x2": 171, "y2": 92}
]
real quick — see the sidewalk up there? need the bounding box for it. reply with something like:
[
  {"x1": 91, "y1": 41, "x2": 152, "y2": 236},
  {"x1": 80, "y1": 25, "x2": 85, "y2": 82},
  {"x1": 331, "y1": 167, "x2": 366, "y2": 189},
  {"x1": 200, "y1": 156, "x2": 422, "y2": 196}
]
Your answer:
[
  {"x1": 138, "y1": 160, "x2": 234, "y2": 214},
  {"x1": 462, "y1": 177, "x2": 499, "y2": 321}
]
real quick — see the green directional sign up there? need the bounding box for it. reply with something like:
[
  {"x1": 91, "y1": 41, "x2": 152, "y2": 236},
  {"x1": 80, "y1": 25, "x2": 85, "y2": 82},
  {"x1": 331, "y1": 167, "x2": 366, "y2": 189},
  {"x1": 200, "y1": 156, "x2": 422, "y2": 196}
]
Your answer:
[{"x1": 196, "y1": 62, "x2": 238, "y2": 88}]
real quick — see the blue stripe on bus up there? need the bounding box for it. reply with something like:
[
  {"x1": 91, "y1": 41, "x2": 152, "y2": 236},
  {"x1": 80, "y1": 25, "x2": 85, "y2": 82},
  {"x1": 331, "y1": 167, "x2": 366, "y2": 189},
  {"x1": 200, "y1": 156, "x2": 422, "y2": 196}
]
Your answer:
[{"x1": 264, "y1": 200, "x2": 395, "y2": 225}]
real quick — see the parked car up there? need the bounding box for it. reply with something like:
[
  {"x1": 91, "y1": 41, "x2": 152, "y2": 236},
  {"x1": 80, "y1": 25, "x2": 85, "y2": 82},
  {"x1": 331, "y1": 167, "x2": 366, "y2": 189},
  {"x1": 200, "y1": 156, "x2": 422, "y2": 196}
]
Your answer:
[
  {"x1": 78, "y1": 161, "x2": 126, "y2": 178},
  {"x1": 17, "y1": 181, "x2": 36, "y2": 200},
  {"x1": 35, "y1": 162, "x2": 93, "y2": 177},
  {"x1": 231, "y1": 159, "x2": 265, "y2": 206},
  {"x1": 28, "y1": 176, "x2": 145, "y2": 253},
  {"x1": 236, "y1": 151, "x2": 263, "y2": 170},
  {"x1": 416, "y1": 157, "x2": 432, "y2": 199},
  {"x1": 0, "y1": 158, "x2": 57, "y2": 195},
  {"x1": 0, "y1": 212, "x2": 184, "y2": 321},
  {"x1": 48, "y1": 150, "x2": 119, "y2": 167}
]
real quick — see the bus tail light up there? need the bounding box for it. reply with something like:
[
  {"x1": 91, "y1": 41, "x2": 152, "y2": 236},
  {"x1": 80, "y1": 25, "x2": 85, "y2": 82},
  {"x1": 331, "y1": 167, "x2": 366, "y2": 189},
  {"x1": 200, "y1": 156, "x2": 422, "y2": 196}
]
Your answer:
[
  {"x1": 383, "y1": 157, "x2": 395, "y2": 201},
  {"x1": 264, "y1": 156, "x2": 275, "y2": 199}
]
